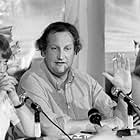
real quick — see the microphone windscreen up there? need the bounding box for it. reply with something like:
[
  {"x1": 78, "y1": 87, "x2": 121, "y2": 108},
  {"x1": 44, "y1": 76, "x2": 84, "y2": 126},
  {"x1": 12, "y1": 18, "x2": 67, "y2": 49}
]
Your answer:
[{"x1": 88, "y1": 108, "x2": 101, "y2": 125}]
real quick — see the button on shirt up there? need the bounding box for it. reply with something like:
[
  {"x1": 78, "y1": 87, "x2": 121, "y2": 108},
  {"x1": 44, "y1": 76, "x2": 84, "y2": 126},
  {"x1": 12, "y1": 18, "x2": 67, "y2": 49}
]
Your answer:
[{"x1": 18, "y1": 59, "x2": 117, "y2": 134}]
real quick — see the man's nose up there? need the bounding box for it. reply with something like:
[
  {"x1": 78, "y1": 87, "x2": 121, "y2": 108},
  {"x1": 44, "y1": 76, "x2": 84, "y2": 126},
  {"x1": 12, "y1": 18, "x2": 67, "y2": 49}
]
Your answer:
[{"x1": 57, "y1": 49, "x2": 64, "y2": 60}]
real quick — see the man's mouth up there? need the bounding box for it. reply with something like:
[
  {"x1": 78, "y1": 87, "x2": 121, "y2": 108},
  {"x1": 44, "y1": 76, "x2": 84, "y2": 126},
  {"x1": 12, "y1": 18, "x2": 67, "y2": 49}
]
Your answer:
[{"x1": 55, "y1": 62, "x2": 65, "y2": 64}]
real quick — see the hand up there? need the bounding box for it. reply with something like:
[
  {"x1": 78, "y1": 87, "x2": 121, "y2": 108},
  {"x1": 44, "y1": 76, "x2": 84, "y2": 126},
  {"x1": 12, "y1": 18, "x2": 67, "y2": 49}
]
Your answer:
[
  {"x1": 85, "y1": 122, "x2": 100, "y2": 132},
  {"x1": 103, "y1": 53, "x2": 132, "y2": 93},
  {"x1": 101, "y1": 117, "x2": 124, "y2": 130},
  {"x1": 0, "y1": 74, "x2": 17, "y2": 92},
  {"x1": 0, "y1": 74, "x2": 19, "y2": 105}
]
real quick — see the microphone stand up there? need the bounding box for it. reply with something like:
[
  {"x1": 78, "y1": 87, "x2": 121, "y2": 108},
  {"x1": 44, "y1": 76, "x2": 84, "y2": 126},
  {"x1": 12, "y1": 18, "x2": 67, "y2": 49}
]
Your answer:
[
  {"x1": 111, "y1": 88, "x2": 140, "y2": 117},
  {"x1": 31, "y1": 102, "x2": 41, "y2": 138},
  {"x1": 116, "y1": 93, "x2": 140, "y2": 137},
  {"x1": 123, "y1": 95, "x2": 140, "y2": 118},
  {"x1": 127, "y1": 103, "x2": 133, "y2": 129},
  {"x1": 127, "y1": 93, "x2": 134, "y2": 130},
  {"x1": 25, "y1": 97, "x2": 72, "y2": 140}
]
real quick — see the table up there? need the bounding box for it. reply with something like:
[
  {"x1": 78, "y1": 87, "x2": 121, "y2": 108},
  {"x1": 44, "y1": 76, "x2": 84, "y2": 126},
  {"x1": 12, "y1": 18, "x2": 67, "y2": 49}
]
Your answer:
[
  {"x1": 17, "y1": 135, "x2": 140, "y2": 140},
  {"x1": 122, "y1": 135, "x2": 140, "y2": 140},
  {"x1": 17, "y1": 130, "x2": 140, "y2": 140}
]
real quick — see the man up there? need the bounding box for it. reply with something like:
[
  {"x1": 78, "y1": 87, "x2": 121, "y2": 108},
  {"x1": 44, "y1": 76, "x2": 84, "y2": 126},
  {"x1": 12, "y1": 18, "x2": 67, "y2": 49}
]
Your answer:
[
  {"x1": 18, "y1": 22, "x2": 131, "y2": 138},
  {"x1": 0, "y1": 34, "x2": 35, "y2": 139}
]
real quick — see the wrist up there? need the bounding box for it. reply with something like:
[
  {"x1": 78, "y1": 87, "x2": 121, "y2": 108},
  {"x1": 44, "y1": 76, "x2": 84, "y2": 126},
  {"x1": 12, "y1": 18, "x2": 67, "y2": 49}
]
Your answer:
[
  {"x1": 14, "y1": 94, "x2": 26, "y2": 108},
  {"x1": 13, "y1": 101, "x2": 21, "y2": 106},
  {"x1": 111, "y1": 87, "x2": 132, "y2": 96},
  {"x1": 12, "y1": 98, "x2": 20, "y2": 106},
  {"x1": 14, "y1": 96, "x2": 25, "y2": 109},
  {"x1": 84, "y1": 121, "x2": 97, "y2": 132}
]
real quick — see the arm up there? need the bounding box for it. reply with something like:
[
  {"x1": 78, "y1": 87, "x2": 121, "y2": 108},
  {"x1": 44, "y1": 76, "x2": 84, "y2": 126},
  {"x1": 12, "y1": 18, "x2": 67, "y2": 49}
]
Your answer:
[
  {"x1": 18, "y1": 73, "x2": 97, "y2": 137},
  {"x1": 11, "y1": 92, "x2": 35, "y2": 137},
  {"x1": 64, "y1": 119, "x2": 97, "y2": 135},
  {"x1": 91, "y1": 81, "x2": 127, "y2": 129},
  {"x1": 0, "y1": 75, "x2": 35, "y2": 137},
  {"x1": 103, "y1": 53, "x2": 132, "y2": 127}
]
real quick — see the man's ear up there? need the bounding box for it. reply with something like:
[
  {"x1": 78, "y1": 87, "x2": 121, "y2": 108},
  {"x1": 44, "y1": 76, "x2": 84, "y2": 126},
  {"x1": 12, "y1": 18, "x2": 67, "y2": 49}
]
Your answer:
[{"x1": 41, "y1": 51, "x2": 46, "y2": 57}]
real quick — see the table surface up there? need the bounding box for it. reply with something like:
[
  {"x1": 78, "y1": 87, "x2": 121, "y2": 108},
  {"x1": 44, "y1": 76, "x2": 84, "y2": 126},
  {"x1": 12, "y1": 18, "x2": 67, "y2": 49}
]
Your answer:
[
  {"x1": 17, "y1": 135, "x2": 140, "y2": 140},
  {"x1": 17, "y1": 130, "x2": 140, "y2": 140},
  {"x1": 122, "y1": 135, "x2": 140, "y2": 140}
]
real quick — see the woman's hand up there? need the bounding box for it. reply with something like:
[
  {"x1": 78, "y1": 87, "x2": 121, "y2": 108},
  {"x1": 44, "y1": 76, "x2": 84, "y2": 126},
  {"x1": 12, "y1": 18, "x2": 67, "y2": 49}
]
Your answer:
[
  {"x1": 103, "y1": 53, "x2": 132, "y2": 94},
  {"x1": 0, "y1": 74, "x2": 20, "y2": 105},
  {"x1": 85, "y1": 122, "x2": 99, "y2": 132}
]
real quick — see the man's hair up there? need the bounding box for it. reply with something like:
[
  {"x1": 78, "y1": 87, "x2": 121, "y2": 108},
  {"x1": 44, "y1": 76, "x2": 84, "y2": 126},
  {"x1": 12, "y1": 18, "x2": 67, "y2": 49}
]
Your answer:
[
  {"x1": 36, "y1": 22, "x2": 82, "y2": 56},
  {"x1": 0, "y1": 34, "x2": 12, "y2": 59}
]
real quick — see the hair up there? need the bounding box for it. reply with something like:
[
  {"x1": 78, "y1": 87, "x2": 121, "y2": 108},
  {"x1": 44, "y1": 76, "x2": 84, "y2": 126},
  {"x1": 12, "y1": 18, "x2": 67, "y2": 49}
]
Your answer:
[
  {"x1": 36, "y1": 22, "x2": 82, "y2": 56},
  {"x1": 0, "y1": 34, "x2": 12, "y2": 60}
]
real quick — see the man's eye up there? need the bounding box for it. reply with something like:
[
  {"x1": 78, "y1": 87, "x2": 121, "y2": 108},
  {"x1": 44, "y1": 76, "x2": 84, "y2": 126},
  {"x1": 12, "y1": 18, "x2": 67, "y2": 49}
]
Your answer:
[
  {"x1": 51, "y1": 47, "x2": 57, "y2": 50},
  {"x1": 65, "y1": 47, "x2": 71, "y2": 51}
]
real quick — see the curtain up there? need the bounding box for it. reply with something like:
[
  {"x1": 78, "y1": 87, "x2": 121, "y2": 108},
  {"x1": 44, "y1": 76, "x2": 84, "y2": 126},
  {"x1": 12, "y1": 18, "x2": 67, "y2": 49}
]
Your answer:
[
  {"x1": 64, "y1": 0, "x2": 88, "y2": 72},
  {"x1": 105, "y1": 0, "x2": 140, "y2": 52}
]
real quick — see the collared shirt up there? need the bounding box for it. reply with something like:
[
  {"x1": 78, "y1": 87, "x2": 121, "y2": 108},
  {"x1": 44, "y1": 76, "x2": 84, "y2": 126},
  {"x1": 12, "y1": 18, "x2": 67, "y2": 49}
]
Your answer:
[{"x1": 18, "y1": 59, "x2": 118, "y2": 134}]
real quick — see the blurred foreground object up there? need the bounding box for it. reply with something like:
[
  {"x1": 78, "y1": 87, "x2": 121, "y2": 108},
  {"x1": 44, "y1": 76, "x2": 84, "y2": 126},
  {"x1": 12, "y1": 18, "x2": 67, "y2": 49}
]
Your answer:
[
  {"x1": 0, "y1": 26, "x2": 26, "y2": 75},
  {"x1": 0, "y1": 26, "x2": 13, "y2": 42}
]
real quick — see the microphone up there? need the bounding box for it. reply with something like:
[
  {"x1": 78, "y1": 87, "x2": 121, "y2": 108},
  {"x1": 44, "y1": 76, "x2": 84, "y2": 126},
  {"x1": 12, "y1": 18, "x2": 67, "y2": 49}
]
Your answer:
[
  {"x1": 88, "y1": 108, "x2": 102, "y2": 126},
  {"x1": 111, "y1": 87, "x2": 140, "y2": 110},
  {"x1": 20, "y1": 94, "x2": 72, "y2": 140},
  {"x1": 19, "y1": 94, "x2": 41, "y2": 138},
  {"x1": 34, "y1": 110, "x2": 41, "y2": 138},
  {"x1": 111, "y1": 87, "x2": 140, "y2": 136}
]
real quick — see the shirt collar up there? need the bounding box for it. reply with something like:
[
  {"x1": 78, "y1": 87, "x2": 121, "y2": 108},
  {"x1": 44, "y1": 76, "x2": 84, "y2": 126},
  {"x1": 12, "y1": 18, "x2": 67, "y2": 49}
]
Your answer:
[{"x1": 40, "y1": 59, "x2": 74, "y2": 90}]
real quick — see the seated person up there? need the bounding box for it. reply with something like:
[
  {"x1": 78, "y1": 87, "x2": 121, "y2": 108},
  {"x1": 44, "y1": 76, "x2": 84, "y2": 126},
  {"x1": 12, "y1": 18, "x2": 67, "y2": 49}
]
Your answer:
[
  {"x1": 0, "y1": 34, "x2": 35, "y2": 140},
  {"x1": 18, "y1": 22, "x2": 132, "y2": 138}
]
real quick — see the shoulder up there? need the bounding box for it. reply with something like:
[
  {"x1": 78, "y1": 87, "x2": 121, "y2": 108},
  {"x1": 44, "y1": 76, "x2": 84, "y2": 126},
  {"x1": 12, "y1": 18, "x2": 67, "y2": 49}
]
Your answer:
[
  {"x1": 19, "y1": 59, "x2": 45, "y2": 83},
  {"x1": 19, "y1": 70, "x2": 43, "y2": 87},
  {"x1": 18, "y1": 69, "x2": 46, "y2": 95}
]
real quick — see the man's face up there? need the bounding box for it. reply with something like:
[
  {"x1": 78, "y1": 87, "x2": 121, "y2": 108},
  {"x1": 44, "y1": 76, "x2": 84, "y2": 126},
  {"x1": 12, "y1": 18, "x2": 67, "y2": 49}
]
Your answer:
[{"x1": 44, "y1": 31, "x2": 75, "y2": 77}]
